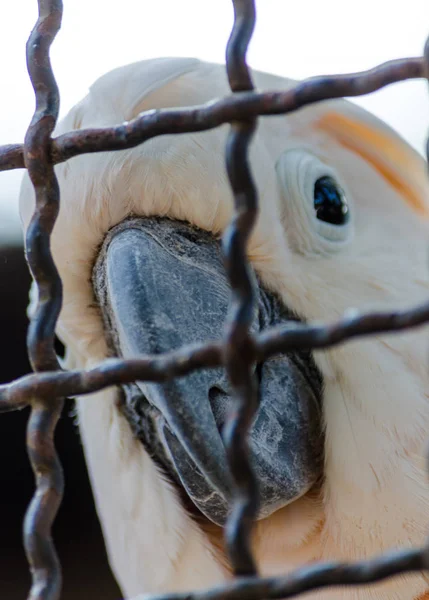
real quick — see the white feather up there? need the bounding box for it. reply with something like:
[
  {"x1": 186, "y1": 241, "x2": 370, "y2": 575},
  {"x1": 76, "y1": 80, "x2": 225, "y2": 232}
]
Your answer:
[{"x1": 19, "y1": 58, "x2": 429, "y2": 599}]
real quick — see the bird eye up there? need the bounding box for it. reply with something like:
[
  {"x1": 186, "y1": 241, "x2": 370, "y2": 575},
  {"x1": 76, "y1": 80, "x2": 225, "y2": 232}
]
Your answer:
[
  {"x1": 313, "y1": 176, "x2": 349, "y2": 226},
  {"x1": 275, "y1": 149, "x2": 354, "y2": 255}
]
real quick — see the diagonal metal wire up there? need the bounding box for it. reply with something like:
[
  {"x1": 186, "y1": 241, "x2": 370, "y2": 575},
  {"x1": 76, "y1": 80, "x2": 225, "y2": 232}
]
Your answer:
[
  {"x1": 0, "y1": 58, "x2": 425, "y2": 170},
  {"x1": 0, "y1": 1, "x2": 428, "y2": 599},
  {"x1": 132, "y1": 546, "x2": 429, "y2": 600},
  {"x1": 5, "y1": 300, "x2": 429, "y2": 413}
]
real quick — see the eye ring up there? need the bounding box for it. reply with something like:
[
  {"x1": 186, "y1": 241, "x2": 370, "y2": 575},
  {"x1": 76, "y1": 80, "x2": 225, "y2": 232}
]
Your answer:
[{"x1": 275, "y1": 149, "x2": 354, "y2": 255}]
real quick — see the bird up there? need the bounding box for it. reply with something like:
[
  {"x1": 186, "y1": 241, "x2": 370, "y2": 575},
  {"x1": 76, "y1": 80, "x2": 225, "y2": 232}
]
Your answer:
[{"x1": 19, "y1": 57, "x2": 429, "y2": 600}]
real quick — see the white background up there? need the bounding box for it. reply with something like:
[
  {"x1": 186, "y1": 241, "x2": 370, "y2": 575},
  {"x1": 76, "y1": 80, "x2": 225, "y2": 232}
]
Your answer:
[{"x1": 1, "y1": 1, "x2": 428, "y2": 238}]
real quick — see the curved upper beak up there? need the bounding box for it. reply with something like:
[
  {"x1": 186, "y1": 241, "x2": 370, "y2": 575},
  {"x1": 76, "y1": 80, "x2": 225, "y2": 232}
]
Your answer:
[{"x1": 93, "y1": 217, "x2": 323, "y2": 526}]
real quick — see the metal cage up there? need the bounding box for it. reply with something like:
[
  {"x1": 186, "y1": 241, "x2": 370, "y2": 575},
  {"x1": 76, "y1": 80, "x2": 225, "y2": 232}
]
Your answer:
[{"x1": 1, "y1": 1, "x2": 429, "y2": 598}]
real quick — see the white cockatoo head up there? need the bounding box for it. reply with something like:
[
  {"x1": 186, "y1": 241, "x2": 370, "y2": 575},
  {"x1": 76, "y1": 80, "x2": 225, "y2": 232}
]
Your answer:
[{"x1": 19, "y1": 58, "x2": 429, "y2": 600}]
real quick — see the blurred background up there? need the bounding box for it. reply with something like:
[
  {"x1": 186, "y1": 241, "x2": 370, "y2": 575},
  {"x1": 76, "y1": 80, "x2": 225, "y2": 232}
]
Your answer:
[{"x1": 0, "y1": 1, "x2": 428, "y2": 598}]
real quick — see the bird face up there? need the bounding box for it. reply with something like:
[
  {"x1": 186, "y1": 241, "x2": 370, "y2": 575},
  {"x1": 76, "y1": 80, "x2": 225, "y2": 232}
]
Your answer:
[{"x1": 19, "y1": 58, "x2": 429, "y2": 595}]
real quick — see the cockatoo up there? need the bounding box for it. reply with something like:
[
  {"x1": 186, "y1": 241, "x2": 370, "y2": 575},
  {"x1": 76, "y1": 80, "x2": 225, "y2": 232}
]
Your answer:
[{"x1": 19, "y1": 58, "x2": 429, "y2": 600}]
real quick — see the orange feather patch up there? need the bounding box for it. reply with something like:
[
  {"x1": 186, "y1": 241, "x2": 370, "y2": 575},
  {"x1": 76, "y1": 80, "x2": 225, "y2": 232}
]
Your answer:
[{"x1": 316, "y1": 111, "x2": 429, "y2": 217}]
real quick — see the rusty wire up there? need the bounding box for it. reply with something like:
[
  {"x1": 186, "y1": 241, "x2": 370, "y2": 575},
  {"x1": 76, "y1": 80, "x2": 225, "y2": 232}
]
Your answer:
[
  {"x1": 0, "y1": 57, "x2": 425, "y2": 171},
  {"x1": 21, "y1": 2, "x2": 64, "y2": 600},
  {"x1": 1, "y1": 1, "x2": 429, "y2": 599},
  {"x1": 222, "y1": 0, "x2": 259, "y2": 577}
]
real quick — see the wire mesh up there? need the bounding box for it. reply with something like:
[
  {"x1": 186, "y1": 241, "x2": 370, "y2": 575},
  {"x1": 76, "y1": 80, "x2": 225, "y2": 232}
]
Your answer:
[{"x1": 0, "y1": 1, "x2": 429, "y2": 599}]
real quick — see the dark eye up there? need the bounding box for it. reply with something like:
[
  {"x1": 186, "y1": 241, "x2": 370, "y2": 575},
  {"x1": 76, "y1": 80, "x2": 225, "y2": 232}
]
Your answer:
[{"x1": 314, "y1": 176, "x2": 349, "y2": 225}]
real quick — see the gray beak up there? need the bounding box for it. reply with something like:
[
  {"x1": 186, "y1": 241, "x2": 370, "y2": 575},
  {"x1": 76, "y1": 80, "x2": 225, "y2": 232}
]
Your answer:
[{"x1": 93, "y1": 217, "x2": 323, "y2": 526}]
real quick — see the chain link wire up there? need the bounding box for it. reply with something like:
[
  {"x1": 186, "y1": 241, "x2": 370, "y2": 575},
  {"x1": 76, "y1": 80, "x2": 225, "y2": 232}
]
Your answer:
[{"x1": 0, "y1": 1, "x2": 429, "y2": 598}]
